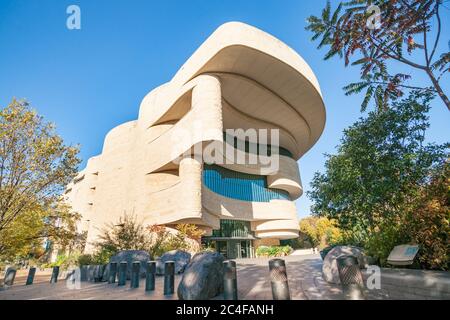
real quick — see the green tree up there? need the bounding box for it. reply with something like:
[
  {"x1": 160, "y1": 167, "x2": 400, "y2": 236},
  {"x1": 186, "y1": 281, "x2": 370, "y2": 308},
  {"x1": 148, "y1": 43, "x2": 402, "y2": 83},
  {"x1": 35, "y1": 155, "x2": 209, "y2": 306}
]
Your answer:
[
  {"x1": 306, "y1": 0, "x2": 449, "y2": 111},
  {"x1": 0, "y1": 99, "x2": 81, "y2": 261},
  {"x1": 308, "y1": 91, "x2": 448, "y2": 266}
]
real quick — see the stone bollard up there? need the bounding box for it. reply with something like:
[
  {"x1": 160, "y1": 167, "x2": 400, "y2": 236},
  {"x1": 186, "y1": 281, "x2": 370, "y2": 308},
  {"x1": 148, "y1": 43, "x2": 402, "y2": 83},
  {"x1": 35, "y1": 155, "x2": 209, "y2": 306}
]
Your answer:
[
  {"x1": 223, "y1": 260, "x2": 238, "y2": 300},
  {"x1": 118, "y1": 261, "x2": 127, "y2": 286},
  {"x1": 163, "y1": 261, "x2": 175, "y2": 295},
  {"x1": 145, "y1": 261, "x2": 156, "y2": 292},
  {"x1": 337, "y1": 255, "x2": 365, "y2": 300},
  {"x1": 108, "y1": 262, "x2": 117, "y2": 284},
  {"x1": 50, "y1": 266, "x2": 60, "y2": 284},
  {"x1": 130, "y1": 262, "x2": 140, "y2": 289},
  {"x1": 4, "y1": 267, "x2": 17, "y2": 286},
  {"x1": 26, "y1": 267, "x2": 37, "y2": 285},
  {"x1": 268, "y1": 259, "x2": 291, "y2": 300}
]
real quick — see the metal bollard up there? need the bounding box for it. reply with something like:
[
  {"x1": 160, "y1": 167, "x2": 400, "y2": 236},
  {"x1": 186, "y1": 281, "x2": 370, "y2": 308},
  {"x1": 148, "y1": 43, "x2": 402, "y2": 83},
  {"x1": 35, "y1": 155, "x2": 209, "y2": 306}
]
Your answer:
[
  {"x1": 80, "y1": 265, "x2": 88, "y2": 281},
  {"x1": 269, "y1": 259, "x2": 291, "y2": 300},
  {"x1": 223, "y1": 260, "x2": 238, "y2": 300},
  {"x1": 50, "y1": 266, "x2": 60, "y2": 284},
  {"x1": 4, "y1": 267, "x2": 17, "y2": 286},
  {"x1": 108, "y1": 262, "x2": 117, "y2": 284},
  {"x1": 87, "y1": 265, "x2": 95, "y2": 282},
  {"x1": 118, "y1": 261, "x2": 127, "y2": 286},
  {"x1": 26, "y1": 267, "x2": 36, "y2": 285},
  {"x1": 94, "y1": 265, "x2": 102, "y2": 282},
  {"x1": 163, "y1": 261, "x2": 175, "y2": 295},
  {"x1": 337, "y1": 255, "x2": 365, "y2": 300},
  {"x1": 130, "y1": 261, "x2": 140, "y2": 289},
  {"x1": 66, "y1": 269, "x2": 76, "y2": 284},
  {"x1": 145, "y1": 261, "x2": 156, "y2": 292}
]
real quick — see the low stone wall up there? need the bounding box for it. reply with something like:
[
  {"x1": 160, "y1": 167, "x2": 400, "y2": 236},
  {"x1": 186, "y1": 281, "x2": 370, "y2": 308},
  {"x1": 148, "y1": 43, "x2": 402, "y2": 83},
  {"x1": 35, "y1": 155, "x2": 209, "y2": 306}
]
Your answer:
[{"x1": 362, "y1": 267, "x2": 450, "y2": 300}]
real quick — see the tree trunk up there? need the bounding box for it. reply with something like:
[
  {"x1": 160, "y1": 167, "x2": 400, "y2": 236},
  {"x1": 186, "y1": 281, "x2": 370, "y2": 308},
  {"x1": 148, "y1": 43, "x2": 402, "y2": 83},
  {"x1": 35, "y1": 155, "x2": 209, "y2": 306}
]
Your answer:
[{"x1": 426, "y1": 69, "x2": 450, "y2": 111}]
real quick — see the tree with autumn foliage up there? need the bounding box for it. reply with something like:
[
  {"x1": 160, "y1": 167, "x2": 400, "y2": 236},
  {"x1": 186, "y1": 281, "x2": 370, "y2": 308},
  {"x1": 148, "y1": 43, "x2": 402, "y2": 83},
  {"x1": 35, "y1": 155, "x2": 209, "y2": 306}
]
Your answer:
[
  {"x1": 0, "y1": 99, "x2": 81, "y2": 262},
  {"x1": 306, "y1": 0, "x2": 449, "y2": 111},
  {"x1": 404, "y1": 162, "x2": 449, "y2": 270},
  {"x1": 299, "y1": 216, "x2": 343, "y2": 249}
]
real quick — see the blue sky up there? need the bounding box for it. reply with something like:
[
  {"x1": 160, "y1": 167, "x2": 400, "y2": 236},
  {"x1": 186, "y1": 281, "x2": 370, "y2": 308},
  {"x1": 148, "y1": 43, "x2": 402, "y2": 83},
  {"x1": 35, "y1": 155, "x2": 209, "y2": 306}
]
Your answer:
[{"x1": 0, "y1": 0, "x2": 449, "y2": 219}]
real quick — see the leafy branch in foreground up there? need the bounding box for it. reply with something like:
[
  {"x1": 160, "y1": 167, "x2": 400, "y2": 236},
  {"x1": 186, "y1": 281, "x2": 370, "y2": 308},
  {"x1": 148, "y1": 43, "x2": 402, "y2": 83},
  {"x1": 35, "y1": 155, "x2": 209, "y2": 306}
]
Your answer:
[{"x1": 306, "y1": 0, "x2": 449, "y2": 111}]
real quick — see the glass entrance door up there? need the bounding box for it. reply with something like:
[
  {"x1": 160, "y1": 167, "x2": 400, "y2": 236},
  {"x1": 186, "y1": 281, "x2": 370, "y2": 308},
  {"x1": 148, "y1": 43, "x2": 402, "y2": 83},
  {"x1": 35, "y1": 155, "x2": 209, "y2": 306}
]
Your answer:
[
  {"x1": 223, "y1": 240, "x2": 253, "y2": 259},
  {"x1": 240, "y1": 240, "x2": 250, "y2": 258},
  {"x1": 202, "y1": 238, "x2": 254, "y2": 259}
]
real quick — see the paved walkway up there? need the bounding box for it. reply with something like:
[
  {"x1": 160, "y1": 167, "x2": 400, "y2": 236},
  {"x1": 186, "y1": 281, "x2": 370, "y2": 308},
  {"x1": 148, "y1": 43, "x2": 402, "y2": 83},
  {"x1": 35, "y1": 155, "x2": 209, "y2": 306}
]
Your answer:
[
  {"x1": 0, "y1": 254, "x2": 345, "y2": 300},
  {"x1": 235, "y1": 254, "x2": 343, "y2": 300}
]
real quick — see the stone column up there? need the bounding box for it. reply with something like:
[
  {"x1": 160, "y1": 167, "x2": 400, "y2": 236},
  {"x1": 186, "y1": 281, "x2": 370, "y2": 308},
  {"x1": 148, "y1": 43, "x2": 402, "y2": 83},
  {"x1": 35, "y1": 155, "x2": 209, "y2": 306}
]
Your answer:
[
  {"x1": 179, "y1": 156, "x2": 203, "y2": 218},
  {"x1": 191, "y1": 74, "x2": 223, "y2": 146}
]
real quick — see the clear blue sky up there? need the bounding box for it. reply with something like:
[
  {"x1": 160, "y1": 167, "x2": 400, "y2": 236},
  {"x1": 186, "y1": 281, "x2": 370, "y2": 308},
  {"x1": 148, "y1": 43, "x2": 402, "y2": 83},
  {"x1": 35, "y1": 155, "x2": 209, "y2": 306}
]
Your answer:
[{"x1": 1, "y1": 0, "x2": 449, "y2": 219}]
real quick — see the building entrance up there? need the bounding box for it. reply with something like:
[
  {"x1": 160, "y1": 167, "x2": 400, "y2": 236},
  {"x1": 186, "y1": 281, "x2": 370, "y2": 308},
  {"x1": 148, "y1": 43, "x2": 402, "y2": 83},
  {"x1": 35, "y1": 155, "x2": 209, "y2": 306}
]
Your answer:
[
  {"x1": 202, "y1": 220, "x2": 256, "y2": 259},
  {"x1": 214, "y1": 239, "x2": 253, "y2": 259}
]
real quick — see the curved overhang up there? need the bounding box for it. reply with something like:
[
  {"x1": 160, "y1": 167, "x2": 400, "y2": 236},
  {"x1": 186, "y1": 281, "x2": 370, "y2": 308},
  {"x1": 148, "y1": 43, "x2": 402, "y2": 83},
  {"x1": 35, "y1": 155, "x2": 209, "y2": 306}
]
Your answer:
[{"x1": 170, "y1": 21, "x2": 326, "y2": 159}]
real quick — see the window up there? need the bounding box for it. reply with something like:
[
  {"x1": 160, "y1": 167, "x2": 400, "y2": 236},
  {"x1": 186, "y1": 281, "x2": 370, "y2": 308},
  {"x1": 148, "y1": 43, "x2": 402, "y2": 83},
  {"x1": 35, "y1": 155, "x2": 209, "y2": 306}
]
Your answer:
[
  {"x1": 203, "y1": 164, "x2": 290, "y2": 202},
  {"x1": 223, "y1": 132, "x2": 293, "y2": 158}
]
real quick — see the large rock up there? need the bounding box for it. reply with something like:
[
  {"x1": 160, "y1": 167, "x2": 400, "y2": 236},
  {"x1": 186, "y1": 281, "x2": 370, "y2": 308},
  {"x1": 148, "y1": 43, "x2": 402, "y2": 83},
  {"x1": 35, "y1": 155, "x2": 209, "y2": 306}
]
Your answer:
[
  {"x1": 156, "y1": 250, "x2": 191, "y2": 275},
  {"x1": 109, "y1": 250, "x2": 151, "y2": 280},
  {"x1": 177, "y1": 252, "x2": 225, "y2": 300},
  {"x1": 322, "y1": 246, "x2": 367, "y2": 284}
]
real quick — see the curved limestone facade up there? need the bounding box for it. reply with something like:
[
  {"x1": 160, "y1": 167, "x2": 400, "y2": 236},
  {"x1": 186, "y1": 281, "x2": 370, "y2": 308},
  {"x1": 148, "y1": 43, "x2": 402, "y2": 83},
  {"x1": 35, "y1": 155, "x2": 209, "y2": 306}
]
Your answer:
[{"x1": 65, "y1": 22, "x2": 326, "y2": 256}]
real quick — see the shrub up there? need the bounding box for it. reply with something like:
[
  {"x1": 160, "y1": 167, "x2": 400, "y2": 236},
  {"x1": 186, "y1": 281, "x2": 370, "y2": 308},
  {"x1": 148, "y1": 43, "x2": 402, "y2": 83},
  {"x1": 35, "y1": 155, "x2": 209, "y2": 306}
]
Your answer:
[
  {"x1": 77, "y1": 249, "x2": 112, "y2": 266},
  {"x1": 93, "y1": 215, "x2": 204, "y2": 261},
  {"x1": 163, "y1": 224, "x2": 204, "y2": 254},
  {"x1": 256, "y1": 245, "x2": 293, "y2": 258},
  {"x1": 403, "y1": 163, "x2": 449, "y2": 270},
  {"x1": 95, "y1": 214, "x2": 152, "y2": 255},
  {"x1": 44, "y1": 252, "x2": 81, "y2": 269},
  {"x1": 78, "y1": 254, "x2": 94, "y2": 266}
]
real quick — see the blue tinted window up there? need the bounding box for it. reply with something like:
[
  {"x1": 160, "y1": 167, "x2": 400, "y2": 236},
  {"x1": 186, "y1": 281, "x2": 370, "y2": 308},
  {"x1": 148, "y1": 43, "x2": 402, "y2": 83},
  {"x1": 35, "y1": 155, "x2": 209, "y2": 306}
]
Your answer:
[{"x1": 203, "y1": 164, "x2": 290, "y2": 202}]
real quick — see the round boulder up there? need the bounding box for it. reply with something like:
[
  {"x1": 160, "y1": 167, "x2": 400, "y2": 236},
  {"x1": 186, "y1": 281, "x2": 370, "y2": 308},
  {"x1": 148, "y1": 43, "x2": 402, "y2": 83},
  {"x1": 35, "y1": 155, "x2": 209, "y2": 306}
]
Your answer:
[
  {"x1": 177, "y1": 252, "x2": 225, "y2": 300},
  {"x1": 156, "y1": 250, "x2": 191, "y2": 275},
  {"x1": 322, "y1": 246, "x2": 367, "y2": 284},
  {"x1": 109, "y1": 250, "x2": 151, "y2": 280}
]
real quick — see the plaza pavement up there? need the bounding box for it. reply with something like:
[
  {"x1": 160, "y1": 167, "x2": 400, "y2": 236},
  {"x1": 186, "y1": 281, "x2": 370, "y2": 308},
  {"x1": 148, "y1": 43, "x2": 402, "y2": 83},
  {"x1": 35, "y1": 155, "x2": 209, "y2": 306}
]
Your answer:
[{"x1": 3, "y1": 253, "x2": 448, "y2": 300}]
